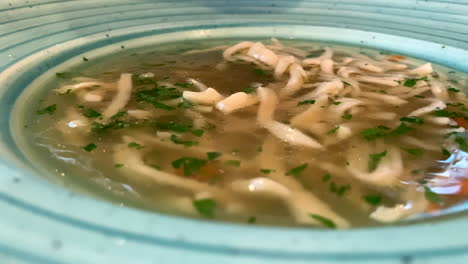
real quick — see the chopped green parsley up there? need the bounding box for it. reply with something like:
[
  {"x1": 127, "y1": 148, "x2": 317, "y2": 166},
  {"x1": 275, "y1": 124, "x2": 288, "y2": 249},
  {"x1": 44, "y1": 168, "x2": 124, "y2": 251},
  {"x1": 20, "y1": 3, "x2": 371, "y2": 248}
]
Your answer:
[
  {"x1": 56, "y1": 72, "x2": 81, "y2": 79},
  {"x1": 342, "y1": 113, "x2": 353, "y2": 120},
  {"x1": 327, "y1": 126, "x2": 340, "y2": 134},
  {"x1": 448, "y1": 87, "x2": 460, "y2": 93},
  {"x1": 424, "y1": 186, "x2": 441, "y2": 204},
  {"x1": 297, "y1": 100, "x2": 316, "y2": 106},
  {"x1": 247, "y1": 216, "x2": 257, "y2": 224},
  {"x1": 368, "y1": 150, "x2": 387, "y2": 172},
  {"x1": 254, "y1": 68, "x2": 270, "y2": 76},
  {"x1": 83, "y1": 108, "x2": 101, "y2": 118},
  {"x1": 83, "y1": 143, "x2": 97, "y2": 152},
  {"x1": 170, "y1": 134, "x2": 198, "y2": 147},
  {"x1": 404, "y1": 148, "x2": 424, "y2": 157},
  {"x1": 400, "y1": 116, "x2": 424, "y2": 125},
  {"x1": 361, "y1": 126, "x2": 390, "y2": 141},
  {"x1": 322, "y1": 173, "x2": 332, "y2": 182},
  {"x1": 172, "y1": 157, "x2": 207, "y2": 176},
  {"x1": 193, "y1": 198, "x2": 216, "y2": 218},
  {"x1": 403, "y1": 76, "x2": 428, "y2": 87},
  {"x1": 243, "y1": 87, "x2": 257, "y2": 94},
  {"x1": 206, "y1": 152, "x2": 221, "y2": 160},
  {"x1": 174, "y1": 82, "x2": 193, "y2": 88},
  {"x1": 285, "y1": 163, "x2": 308, "y2": 177},
  {"x1": 309, "y1": 214, "x2": 336, "y2": 229},
  {"x1": 226, "y1": 160, "x2": 241, "y2": 167},
  {"x1": 363, "y1": 195, "x2": 382, "y2": 206},
  {"x1": 441, "y1": 147, "x2": 451, "y2": 157},
  {"x1": 260, "y1": 169, "x2": 275, "y2": 174},
  {"x1": 37, "y1": 104, "x2": 57, "y2": 115},
  {"x1": 128, "y1": 142, "x2": 144, "y2": 149}
]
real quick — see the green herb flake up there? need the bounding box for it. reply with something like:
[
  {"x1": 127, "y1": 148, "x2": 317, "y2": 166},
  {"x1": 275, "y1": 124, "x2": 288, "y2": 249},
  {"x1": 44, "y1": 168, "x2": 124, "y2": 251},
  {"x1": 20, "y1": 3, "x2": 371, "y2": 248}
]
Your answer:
[
  {"x1": 403, "y1": 76, "x2": 428, "y2": 87},
  {"x1": 254, "y1": 68, "x2": 270, "y2": 76},
  {"x1": 336, "y1": 184, "x2": 351, "y2": 196},
  {"x1": 82, "y1": 57, "x2": 89, "y2": 62},
  {"x1": 170, "y1": 134, "x2": 198, "y2": 148},
  {"x1": 327, "y1": 126, "x2": 340, "y2": 135},
  {"x1": 191, "y1": 129, "x2": 204, "y2": 137},
  {"x1": 432, "y1": 109, "x2": 464, "y2": 118},
  {"x1": 404, "y1": 148, "x2": 424, "y2": 157},
  {"x1": 414, "y1": 95, "x2": 425, "y2": 98},
  {"x1": 56, "y1": 72, "x2": 80, "y2": 79},
  {"x1": 322, "y1": 173, "x2": 332, "y2": 182},
  {"x1": 256, "y1": 146, "x2": 263, "y2": 152},
  {"x1": 286, "y1": 163, "x2": 308, "y2": 177},
  {"x1": 441, "y1": 147, "x2": 451, "y2": 157},
  {"x1": 91, "y1": 119, "x2": 130, "y2": 133},
  {"x1": 37, "y1": 104, "x2": 57, "y2": 115},
  {"x1": 342, "y1": 81, "x2": 351, "y2": 86},
  {"x1": 448, "y1": 87, "x2": 460, "y2": 93},
  {"x1": 174, "y1": 82, "x2": 193, "y2": 88},
  {"x1": 332, "y1": 101, "x2": 342, "y2": 105},
  {"x1": 114, "y1": 164, "x2": 124, "y2": 168},
  {"x1": 110, "y1": 111, "x2": 126, "y2": 120},
  {"x1": 455, "y1": 132, "x2": 468, "y2": 152},
  {"x1": 424, "y1": 186, "x2": 442, "y2": 204},
  {"x1": 177, "y1": 98, "x2": 194, "y2": 109},
  {"x1": 193, "y1": 198, "x2": 216, "y2": 218},
  {"x1": 243, "y1": 87, "x2": 257, "y2": 94},
  {"x1": 342, "y1": 113, "x2": 353, "y2": 120},
  {"x1": 400, "y1": 116, "x2": 424, "y2": 125},
  {"x1": 206, "y1": 152, "x2": 221, "y2": 160},
  {"x1": 172, "y1": 157, "x2": 207, "y2": 176},
  {"x1": 446, "y1": 102, "x2": 464, "y2": 107},
  {"x1": 83, "y1": 108, "x2": 101, "y2": 118},
  {"x1": 128, "y1": 142, "x2": 144, "y2": 149},
  {"x1": 361, "y1": 126, "x2": 389, "y2": 141},
  {"x1": 136, "y1": 87, "x2": 182, "y2": 109},
  {"x1": 411, "y1": 169, "x2": 420, "y2": 175},
  {"x1": 363, "y1": 195, "x2": 382, "y2": 206},
  {"x1": 387, "y1": 123, "x2": 413, "y2": 137},
  {"x1": 150, "y1": 164, "x2": 161, "y2": 170},
  {"x1": 226, "y1": 160, "x2": 241, "y2": 167},
  {"x1": 83, "y1": 143, "x2": 97, "y2": 152},
  {"x1": 309, "y1": 214, "x2": 336, "y2": 229},
  {"x1": 260, "y1": 169, "x2": 274, "y2": 174},
  {"x1": 368, "y1": 150, "x2": 387, "y2": 172},
  {"x1": 247, "y1": 216, "x2": 257, "y2": 224},
  {"x1": 297, "y1": 100, "x2": 316, "y2": 106},
  {"x1": 155, "y1": 121, "x2": 192, "y2": 133}
]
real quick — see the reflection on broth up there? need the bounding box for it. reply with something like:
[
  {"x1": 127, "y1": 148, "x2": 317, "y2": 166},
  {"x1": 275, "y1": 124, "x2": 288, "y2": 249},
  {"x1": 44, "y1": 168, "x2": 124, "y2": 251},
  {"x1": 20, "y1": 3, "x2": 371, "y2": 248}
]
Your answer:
[{"x1": 24, "y1": 39, "x2": 468, "y2": 228}]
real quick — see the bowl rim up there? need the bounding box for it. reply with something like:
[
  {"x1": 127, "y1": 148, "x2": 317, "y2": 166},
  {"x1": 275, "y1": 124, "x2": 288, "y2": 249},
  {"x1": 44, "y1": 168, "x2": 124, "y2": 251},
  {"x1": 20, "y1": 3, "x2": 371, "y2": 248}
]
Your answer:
[{"x1": 2, "y1": 25, "x2": 468, "y2": 263}]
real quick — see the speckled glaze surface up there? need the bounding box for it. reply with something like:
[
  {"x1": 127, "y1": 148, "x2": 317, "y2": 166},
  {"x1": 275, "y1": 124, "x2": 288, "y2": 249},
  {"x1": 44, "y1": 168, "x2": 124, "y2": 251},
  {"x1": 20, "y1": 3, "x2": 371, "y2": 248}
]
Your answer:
[{"x1": 0, "y1": 1, "x2": 468, "y2": 263}]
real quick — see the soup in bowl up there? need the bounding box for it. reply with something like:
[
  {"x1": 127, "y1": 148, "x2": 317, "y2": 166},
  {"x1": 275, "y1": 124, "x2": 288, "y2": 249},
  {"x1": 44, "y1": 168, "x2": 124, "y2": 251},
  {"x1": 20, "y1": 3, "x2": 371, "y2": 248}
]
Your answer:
[{"x1": 16, "y1": 39, "x2": 468, "y2": 229}]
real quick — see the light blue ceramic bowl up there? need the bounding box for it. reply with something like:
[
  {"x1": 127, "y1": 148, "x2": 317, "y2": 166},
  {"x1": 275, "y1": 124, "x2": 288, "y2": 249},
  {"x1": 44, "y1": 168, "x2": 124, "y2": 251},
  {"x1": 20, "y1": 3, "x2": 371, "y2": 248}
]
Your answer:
[{"x1": 1, "y1": 1, "x2": 468, "y2": 263}]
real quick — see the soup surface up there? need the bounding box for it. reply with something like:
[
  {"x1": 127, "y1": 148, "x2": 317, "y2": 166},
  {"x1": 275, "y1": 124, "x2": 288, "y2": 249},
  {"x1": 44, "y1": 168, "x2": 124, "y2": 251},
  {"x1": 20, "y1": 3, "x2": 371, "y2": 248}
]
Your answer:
[{"x1": 20, "y1": 39, "x2": 468, "y2": 228}]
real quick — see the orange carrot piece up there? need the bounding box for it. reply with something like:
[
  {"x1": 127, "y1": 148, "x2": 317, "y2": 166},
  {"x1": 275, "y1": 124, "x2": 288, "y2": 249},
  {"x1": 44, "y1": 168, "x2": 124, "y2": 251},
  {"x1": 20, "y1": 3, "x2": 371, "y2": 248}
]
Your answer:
[
  {"x1": 388, "y1": 55, "x2": 406, "y2": 62},
  {"x1": 195, "y1": 164, "x2": 221, "y2": 181},
  {"x1": 456, "y1": 178, "x2": 468, "y2": 196},
  {"x1": 426, "y1": 202, "x2": 442, "y2": 212},
  {"x1": 174, "y1": 163, "x2": 221, "y2": 182},
  {"x1": 454, "y1": 117, "x2": 468, "y2": 129}
]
